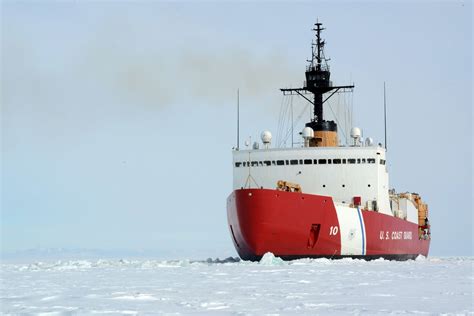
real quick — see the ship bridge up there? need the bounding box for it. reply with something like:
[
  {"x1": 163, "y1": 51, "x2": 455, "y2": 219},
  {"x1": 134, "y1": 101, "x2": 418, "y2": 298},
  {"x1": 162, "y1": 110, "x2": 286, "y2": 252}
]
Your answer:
[{"x1": 232, "y1": 145, "x2": 391, "y2": 216}]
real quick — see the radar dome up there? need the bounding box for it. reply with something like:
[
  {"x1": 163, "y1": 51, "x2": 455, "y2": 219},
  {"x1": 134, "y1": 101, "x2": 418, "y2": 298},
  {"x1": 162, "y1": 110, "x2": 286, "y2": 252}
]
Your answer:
[
  {"x1": 350, "y1": 127, "x2": 362, "y2": 139},
  {"x1": 365, "y1": 137, "x2": 374, "y2": 146},
  {"x1": 302, "y1": 127, "x2": 314, "y2": 139},
  {"x1": 261, "y1": 131, "x2": 272, "y2": 144}
]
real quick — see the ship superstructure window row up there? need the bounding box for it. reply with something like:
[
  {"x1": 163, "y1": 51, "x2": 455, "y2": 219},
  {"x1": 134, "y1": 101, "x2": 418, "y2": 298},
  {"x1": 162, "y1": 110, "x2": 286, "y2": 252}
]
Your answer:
[{"x1": 235, "y1": 158, "x2": 378, "y2": 168}]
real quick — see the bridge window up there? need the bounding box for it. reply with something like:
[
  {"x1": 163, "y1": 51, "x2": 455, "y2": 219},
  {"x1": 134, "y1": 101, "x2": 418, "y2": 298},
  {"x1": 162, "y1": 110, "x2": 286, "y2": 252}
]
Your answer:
[{"x1": 236, "y1": 157, "x2": 380, "y2": 167}]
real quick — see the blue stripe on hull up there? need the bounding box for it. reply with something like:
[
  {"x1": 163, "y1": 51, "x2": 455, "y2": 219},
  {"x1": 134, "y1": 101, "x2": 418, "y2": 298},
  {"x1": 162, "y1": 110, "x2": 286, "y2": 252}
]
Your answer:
[{"x1": 357, "y1": 207, "x2": 365, "y2": 255}]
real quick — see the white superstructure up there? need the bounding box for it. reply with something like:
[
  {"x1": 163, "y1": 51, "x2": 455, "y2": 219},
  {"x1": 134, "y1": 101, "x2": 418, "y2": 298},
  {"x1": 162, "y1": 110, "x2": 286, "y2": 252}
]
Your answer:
[{"x1": 233, "y1": 144, "x2": 392, "y2": 216}]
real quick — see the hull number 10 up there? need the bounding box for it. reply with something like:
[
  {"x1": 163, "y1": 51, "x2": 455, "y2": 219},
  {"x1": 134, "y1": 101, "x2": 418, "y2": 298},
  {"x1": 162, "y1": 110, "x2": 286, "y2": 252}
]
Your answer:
[{"x1": 329, "y1": 226, "x2": 339, "y2": 235}]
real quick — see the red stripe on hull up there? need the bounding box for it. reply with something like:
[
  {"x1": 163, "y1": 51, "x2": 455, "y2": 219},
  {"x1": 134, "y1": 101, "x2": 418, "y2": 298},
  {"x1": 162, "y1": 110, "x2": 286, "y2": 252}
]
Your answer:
[
  {"x1": 227, "y1": 189, "x2": 430, "y2": 261},
  {"x1": 363, "y1": 211, "x2": 430, "y2": 256}
]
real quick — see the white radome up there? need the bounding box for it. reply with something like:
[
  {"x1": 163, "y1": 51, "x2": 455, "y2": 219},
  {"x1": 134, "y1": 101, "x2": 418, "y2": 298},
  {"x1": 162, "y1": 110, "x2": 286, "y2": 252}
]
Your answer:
[
  {"x1": 350, "y1": 127, "x2": 362, "y2": 139},
  {"x1": 365, "y1": 137, "x2": 374, "y2": 146},
  {"x1": 302, "y1": 127, "x2": 314, "y2": 139},
  {"x1": 261, "y1": 131, "x2": 272, "y2": 144}
]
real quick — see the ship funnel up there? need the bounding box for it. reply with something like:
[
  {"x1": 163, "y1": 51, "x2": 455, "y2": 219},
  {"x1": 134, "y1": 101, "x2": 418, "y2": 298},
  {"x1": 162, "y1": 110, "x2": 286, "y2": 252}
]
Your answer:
[{"x1": 302, "y1": 127, "x2": 314, "y2": 147}]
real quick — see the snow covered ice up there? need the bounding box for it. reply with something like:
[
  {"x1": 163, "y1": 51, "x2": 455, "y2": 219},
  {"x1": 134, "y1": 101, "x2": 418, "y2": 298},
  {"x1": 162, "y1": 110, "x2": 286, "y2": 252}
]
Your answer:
[{"x1": 1, "y1": 253, "x2": 472, "y2": 315}]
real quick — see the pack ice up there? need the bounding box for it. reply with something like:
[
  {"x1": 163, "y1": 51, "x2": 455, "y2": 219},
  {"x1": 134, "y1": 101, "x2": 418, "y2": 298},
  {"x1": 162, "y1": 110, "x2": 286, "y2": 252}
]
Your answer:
[{"x1": 1, "y1": 253, "x2": 472, "y2": 315}]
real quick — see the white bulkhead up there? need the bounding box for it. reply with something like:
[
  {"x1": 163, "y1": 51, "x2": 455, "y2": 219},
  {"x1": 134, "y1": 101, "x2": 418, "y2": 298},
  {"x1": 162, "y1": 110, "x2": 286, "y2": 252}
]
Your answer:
[
  {"x1": 398, "y1": 196, "x2": 420, "y2": 223},
  {"x1": 232, "y1": 145, "x2": 392, "y2": 216}
]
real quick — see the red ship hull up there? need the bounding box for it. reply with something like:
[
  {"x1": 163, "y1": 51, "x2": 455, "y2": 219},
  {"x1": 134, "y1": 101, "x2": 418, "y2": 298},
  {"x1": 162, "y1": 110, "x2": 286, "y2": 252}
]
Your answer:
[{"x1": 227, "y1": 189, "x2": 430, "y2": 261}]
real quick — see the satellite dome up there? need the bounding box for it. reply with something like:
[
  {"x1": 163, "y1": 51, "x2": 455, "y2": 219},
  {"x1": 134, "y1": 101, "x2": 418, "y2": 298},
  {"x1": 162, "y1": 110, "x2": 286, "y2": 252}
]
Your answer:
[
  {"x1": 261, "y1": 131, "x2": 272, "y2": 144},
  {"x1": 302, "y1": 127, "x2": 314, "y2": 139},
  {"x1": 350, "y1": 127, "x2": 362, "y2": 139},
  {"x1": 365, "y1": 137, "x2": 374, "y2": 146}
]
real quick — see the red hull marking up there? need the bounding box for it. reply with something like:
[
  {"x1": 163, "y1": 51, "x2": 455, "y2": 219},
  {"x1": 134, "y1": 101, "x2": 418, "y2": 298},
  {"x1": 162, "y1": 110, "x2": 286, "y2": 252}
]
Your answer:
[
  {"x1": 362, "y1": 210, "x2": 430, "y2": 256},
  {"x1": 227, "y1": 189, "x2": 431, "y2": 260},
  {"x1": 227, "y1": 189, "x2": 341, "y2": 260}
]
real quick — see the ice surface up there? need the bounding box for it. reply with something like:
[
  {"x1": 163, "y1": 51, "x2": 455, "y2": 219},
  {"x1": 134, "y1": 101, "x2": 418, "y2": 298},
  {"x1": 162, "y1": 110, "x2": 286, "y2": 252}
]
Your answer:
[{"x1": 1, "y1": 255, "x2": 472, "y2": 315}]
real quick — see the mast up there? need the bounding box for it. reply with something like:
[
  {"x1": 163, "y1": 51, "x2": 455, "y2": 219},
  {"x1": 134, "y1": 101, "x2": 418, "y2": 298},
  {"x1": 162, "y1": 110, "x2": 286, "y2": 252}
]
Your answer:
[
  {"x1": 280, "y1": 22, "x2": 354, "y2": 147},
  {"x1": 237, "y1": 89, "x2": 240, "y2": 150}
]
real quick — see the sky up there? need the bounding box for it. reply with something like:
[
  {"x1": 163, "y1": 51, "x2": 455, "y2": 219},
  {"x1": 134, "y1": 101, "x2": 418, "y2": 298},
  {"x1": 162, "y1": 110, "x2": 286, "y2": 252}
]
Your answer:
[{"x1": 1, "y1": 1, "x2": 472, "y2": 258}]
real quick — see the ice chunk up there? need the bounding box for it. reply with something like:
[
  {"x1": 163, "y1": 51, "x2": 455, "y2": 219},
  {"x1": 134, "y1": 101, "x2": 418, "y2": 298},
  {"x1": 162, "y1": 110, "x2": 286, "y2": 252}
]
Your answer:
[{"x1": 259, "y1": 252, "x2": 285, "y2": 266}]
